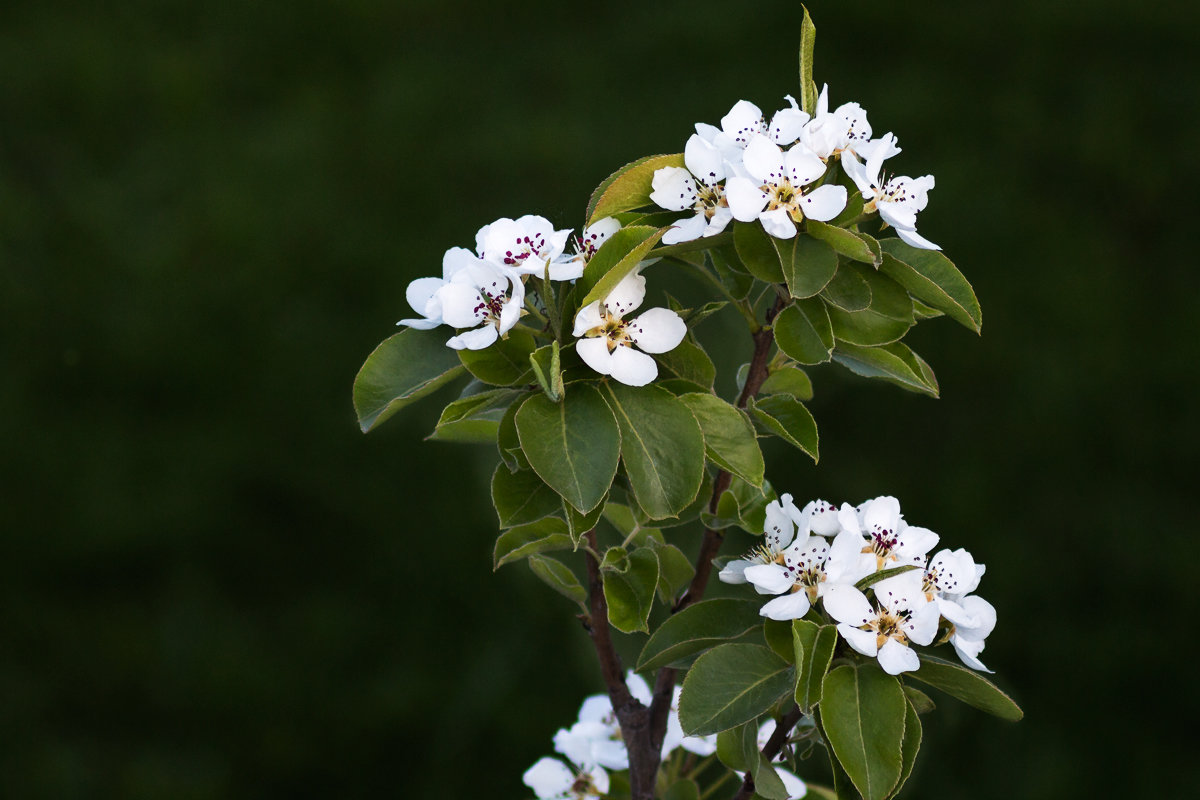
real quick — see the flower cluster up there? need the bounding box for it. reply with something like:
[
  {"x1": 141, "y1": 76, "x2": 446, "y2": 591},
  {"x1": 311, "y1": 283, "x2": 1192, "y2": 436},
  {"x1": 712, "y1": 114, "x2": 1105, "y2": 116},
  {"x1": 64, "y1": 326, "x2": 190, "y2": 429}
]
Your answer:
[
  {"x1": 651, "y1": 87, "x2": 940, "y2": 249},
  {"x1": 523, "y1": 672, "x2": 718, "y2": 799},
  {"x1": 720, "y1": 495, "x2": 995, "y2": 675}
]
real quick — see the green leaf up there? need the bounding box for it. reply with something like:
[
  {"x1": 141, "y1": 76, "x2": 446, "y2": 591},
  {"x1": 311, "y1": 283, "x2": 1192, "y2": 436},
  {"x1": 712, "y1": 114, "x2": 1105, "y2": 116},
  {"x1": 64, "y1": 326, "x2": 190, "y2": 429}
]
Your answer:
[
  {"x1": 578, "y1": 226, "x2": 667, "y2": 310},
  {"x1": 893, "y1": 697, "x2": 922, "y2": 799},
  {"x1": 912, "y1": 297, "x2": 944, "y2": 320},
  {"x1": 827, "y1": 266, "x2": 914, "y2": 347},
  {"x1": 853, "y1": 565, "x2": 921, "y2": 592},
  {"x1": 821, "y1": 663, "x2": 907, "y2": 800},
  {"x1": 829, "y1": 191, "x2": 865, "y2": 228},
  {"x1": 663, "y1": 779, "x2": 701, "y2": 800},
  {"x1": 428, "y1": 387, "x2": 519, "y2": 443},
  {"x1": 807, "y1": 221, "x2": 878, "y2": 265},
  {"x1": 654, "y1": 339, "x2": 717, "y2": 390},
  {"x1": 716, "y1": 721, "x2": 757, "y2": 772},
  {"x1": 832, "y1": 342, "x2": 939, "y2": 398},
  {"x1": 637, "y1": 598, "x2": 766, "y2": 671},
  {"x1": 493, "y1": 517, "x2": 573, "y2": 568},
  {"x1": 752, "y1": 752, "x2": 791, "y2": 800},
  {"x1": 702, "y1": 476, "x2": 776, "y2": 534},
  {"x1": 760, "y1": 366, "x2": 813, "y2": 401},
  {"x1": 798, "y1": 6, "x2": 818, "y2": 114},
  {"x1": 792, "y1": 620, "x2": 837, "y2": 713},
  {"x1": 528, "y1": 554, "x2": 586, "y2": 607},
  {"x1": 563, "y1": 497, "x2": 605, "y2": 544},
  {"x1": 491, "y1": 465, "x2": 562, "y2": 528},
  {"x1": 458, "y1": 328, "x2": 537, "y2": 385},
  {"x1": 903, "y1": 686, "x2": 936, "y2": 714},
  {"x1": 678, "y1": 393, "x2": 765, "y2": 487},
  {"x1": 879, "y1": 241, "x2": 982, "y2": 333},
  {"x1": 529, "y1": 341, "x2": 563, "y2": 401},
  {"x1": 602, "y1": 383, "x2": 706, "y2": 520},
  {"x1": 677, "y1": 644, "x2": 794, "y2": 736},
  {"x1": 710, "y1": 245, "x2": 755, "y2": 300},
  {"x1": 905, "y1": 655, "x2": 1024, "y2": 720},
  {"x1": 353, "y1": 328, "x2": 465, "y2": 433},
  {"x1": 516, "y1": 385, "x2": 621, "y2": 514},
  {"x1": 603, "y1": 546, "x2": 660, "y2": 633},
  {"x1": 820, "y1": 264, "x2": 873, "y2": 311},
  {"x1": 682, "y1": 300, "x2": 729, "y2": 327},
  {"x1": 653, "y1": 543, "x2": 695, "y2": 604},
  {"x1": 778, "y1": 234, "x2": 838, "y2": 299},
  {"x1": 748, "y1": 394, "x2": 819, "y2": 462},
  {"x1": 496, "y1": 394, "x2": 531, "y2": 472},
  {"x1": 587, "y1": 153, "x2": 686, "y2": 225},
  {"x1": 734, "y1": 221, "x2": 785, "y2": 283},
  {"x1": 774, "y1": 300, "x2": 833, "y2": 365},
  {"x1": 763, "y1": 619, "x2": 795, "y2": 663}
]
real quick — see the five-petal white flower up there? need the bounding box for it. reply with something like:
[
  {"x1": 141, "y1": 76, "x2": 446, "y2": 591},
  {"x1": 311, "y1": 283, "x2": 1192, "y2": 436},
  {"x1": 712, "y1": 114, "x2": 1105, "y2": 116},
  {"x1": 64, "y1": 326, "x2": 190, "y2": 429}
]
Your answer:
[
  {"x1": 476, "y1": 215, "x2": 576, "y2": 279},
  {"x1": 948, "y1": 594, "x2": 997, "y2": 672},
  {"x1": 396, "y1": 246, "x2": 481, "y2": 330},
  {"x1": 523, "y1": 756, "x2": 609, "y2": 800},
  {"x1": 838, "y1": 496, "x2": 940, "y2": 573},
  {"x1": 800, "y1": 84, "x2": 873, "y2": 161},
  {"x1": 823, "y1": 571, "x2": 940, "y2": 675},
  {"x1": 572, "y1": 268, "x2": 686, "y2": 387},
  {"x1": 433, "y1": 256, "x2": 526, "y2": 350},
  {"x1": 718, "y1": 495, "x2": 803, "y2": 586},
  {"x1": 842, "y1": 133, "x2": 940, "y2": 250},
  {"x1": 650, "y1": 135, "x2": 734, "y2": 245},
  {"x1": 725, "y1": 137, "x2": 847, "y2": 239}
]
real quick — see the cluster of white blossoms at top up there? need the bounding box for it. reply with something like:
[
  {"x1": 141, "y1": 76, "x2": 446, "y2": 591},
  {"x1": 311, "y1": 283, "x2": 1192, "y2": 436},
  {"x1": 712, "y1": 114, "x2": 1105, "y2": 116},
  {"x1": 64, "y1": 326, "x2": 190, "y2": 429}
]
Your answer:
[
  {"x1": 650, "y1": 86, "x2": 940, "y2": 249},
  {"x1": 720, "y1": 495, "x2": 994, "y2": 676},
  {"x1": 397, "y1": 215, "x2": 620, "y2": 350},
  {"x1": 523, "y1": 672, "x2": 720, "y2": 799}
]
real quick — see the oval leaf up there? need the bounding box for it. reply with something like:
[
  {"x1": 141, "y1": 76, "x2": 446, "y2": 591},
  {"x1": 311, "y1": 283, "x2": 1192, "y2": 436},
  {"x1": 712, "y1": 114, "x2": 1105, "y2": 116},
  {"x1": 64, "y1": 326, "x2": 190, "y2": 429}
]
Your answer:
[
  {"x1": 760, "y1": 366, "x2": 813, "y2": 401},
  {"x1": 778, "y1": 234, "x2": 838, "y2": 299},
  {"x1": 678, "y1": 393, "x2": 765, "y2": 487},
  {"x1": 879, "y1": 240, "x2": 982, "y2": 333},
  {"x1": 832, "y1": 342, "x2": 939, "y2": 397},
  {"x1": 528, "y1": 554, "x2": 586, "y2": 607},
  {"x1": 603, "y1": 547, "x2": 659, "y2": 634},
  {"x1": 458, "y1": 328, "x2": 537, "y2": 385},
  {"x1": 774, "y1": 300, "x2": 833, "y2": 365},
  {"x1": 807, "y1": 220, "x2": 879, "y2": 265},
  {"x1": 516, "y1": 384, "x2": 621, "y2": 514},
  {"x1": 491, "y1": 465, "x2": 562, "y2": 528},
  {"x1": 602, "y1": 383, "x2": 705, "y2": 519},
  {"x1": 678, "y1": 644, "x2": 794, "y2": 736},
  {"x1": 638, "y1": 598, "x2": 766, "y2": 671},
  {"x1": 747, "y1": 394, "x2": 819, "y2": 462},
  {"x1": 587, "y1": 153, "x2": 685, "y2": 225},
  {"x1": 820, "y1": 263, "x2": 873, "y2": 311},
  {"x1": 905, "y1": 654, "x2": 1024, "y2": 721},
  {"x1": 821, "y1": 663, "x2": 907, "y2": 800},
  {"x1": 734, "y1": 221, "x2": 785, "y2": 283},
  {"x1": 353, "y1": 328, "x2": 465, "y2": 433}
]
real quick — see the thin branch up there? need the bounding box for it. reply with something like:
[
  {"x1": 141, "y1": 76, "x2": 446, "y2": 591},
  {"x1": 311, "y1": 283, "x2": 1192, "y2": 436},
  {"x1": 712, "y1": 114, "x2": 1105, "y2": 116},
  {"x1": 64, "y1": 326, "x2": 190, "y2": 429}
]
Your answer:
[
  {"x1": 730, "y1": 704, "x2": 805, "y2": 800},
  {"x1": 583, "y1": 529, "x2": 635, "y2": 709}
]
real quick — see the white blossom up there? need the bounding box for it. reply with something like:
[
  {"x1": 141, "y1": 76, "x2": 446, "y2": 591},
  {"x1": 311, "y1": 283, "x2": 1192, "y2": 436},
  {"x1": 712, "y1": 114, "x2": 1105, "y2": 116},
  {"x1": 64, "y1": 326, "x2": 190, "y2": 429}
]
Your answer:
[
  {"x1": 650, "y1": 135, "x2": 733, "y2": 245},
  {"x1": 432, "y1": 256, "x2": 526, "y2": 350},
  {"x1": 823, "y1": 571, "x2": 940, "y2": 675},
  {"x1": 476, "y1": 215, "x2": 576, "y2": 279},
  {"x1": 522, "y1": 757, "x2": 609, "y2": 800},
  {"x1": 572, "y1": 268, "x2": 686, "y2": 387},
  {"x1": 718, "y1": 494, "x2": 802, "y2": 586},
  {"x1": 724, "y1": 137, "x2": 847, "y2": 239},
  {"x1": 948, "y1": 594, "x2": 997, "y2": 673},
  {"x1": 920, "y1": 547, "x2": 986, "y2": 626},
  {"x1": 800, "y1": 84, "x2": 874, "y2": 160},
  {"x1": 396, "y1": 247, "x2": 482, "y2": 330},
  {"x1": 553, "y1": 217, "x2": 621, "y2": 281},
  {"x1": 841, "y1": 133, "x2": 940, "y2": 250},
  {"x1": 696, "y1": 97, "x2": 811, "y2": 163},
  {"x1": 838, "y1": 496, "x2": 939, "y2": 573}
]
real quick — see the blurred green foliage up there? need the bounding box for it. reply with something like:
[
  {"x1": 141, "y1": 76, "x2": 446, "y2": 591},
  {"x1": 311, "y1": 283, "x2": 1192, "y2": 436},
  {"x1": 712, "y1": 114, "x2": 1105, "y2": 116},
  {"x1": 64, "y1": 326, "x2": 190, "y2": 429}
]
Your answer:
[{"x1": 1, "y1": 0, "x2": 1194, "y2": 797}]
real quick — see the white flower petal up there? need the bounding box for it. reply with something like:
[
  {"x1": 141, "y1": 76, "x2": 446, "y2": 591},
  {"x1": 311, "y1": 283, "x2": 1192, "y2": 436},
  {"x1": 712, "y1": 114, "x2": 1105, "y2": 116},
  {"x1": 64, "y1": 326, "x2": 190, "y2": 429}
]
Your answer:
[
  {"x1": 721, "y1": 99, "x2": 766, "y2": 147},
  {"x1": 650, "y1": 167, "x2": 699, "y2": 212},
  {"x1": 523, "y1": 757, "x2": 575, "y2": 799},
  {"x1": 895, "y1": 226, "x2": 941, "y2": 251},
  {"x1": 725, "y1": 177, "x2": 769, "y2": 222},
  {"x1": 744, "y1": 563, "x2": 794, "y2": 595},
  {"x1": 685, "y1": 133, "x2": 725, "y2": 186},
  {"x1": 446, "y1": 325, "x2": 498, "y2": 351},
  {"x1": 783, "y1": 142, "x2": 826, "y2": 187},
  {"x1": 661, "y1": 212, "x2": 708, "y2": 245},
  {"x1": 609, "y1": 345, "x2": 658, "y2": 386},
  {"x1": 905, "y1": 602, "x2": 941, "y2": 646},
  {"x1": 800, "y1": 184, "x2": 848, "y2": 222},
  {"x1": 576, "y1": 337, "x2": 614, "y2": 376},
  {"x1": 759, "y1": 208, "x2": 797, "y2": 239},
  {"x1": 627, "y1": 308, "x2": 686, "y2": 354},
  {"x1": 760, "y1": 591, "x2": 812, "y2": 621},
  {"x1": 573, "y1": 301, "x2": 604, "y2": 337},
  {"x1": 837, "y1": 623, "x2": 878, "y2": 657},
  {"x1": 436, "y1": 283, "x2": 487, "y2": 329},
  {"x1": 603, "y1": 269, "x2": 647, "y2": 318},
  {"x1": 718, "y1": 559, "x2": 753, "y2": 584},
  {"x1": 822, "y1": 585, "x2": 873, "y2": 627},
  {"x1": 877, "y1": 638, "x2": 920, "y2": 675},
  {"x1": 742, "y1": 136, "x2": 786, "y2": 183}
]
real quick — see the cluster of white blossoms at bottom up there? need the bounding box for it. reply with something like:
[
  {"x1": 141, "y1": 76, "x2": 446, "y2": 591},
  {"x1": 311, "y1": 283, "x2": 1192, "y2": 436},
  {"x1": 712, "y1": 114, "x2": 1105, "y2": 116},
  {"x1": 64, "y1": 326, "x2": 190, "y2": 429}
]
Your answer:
[
  {"x1": 523, "y1": 672, "x2": 718, "y2": 799},
  {"x1": 720, "y1": 495, "x2": 995, "y2": 675}
]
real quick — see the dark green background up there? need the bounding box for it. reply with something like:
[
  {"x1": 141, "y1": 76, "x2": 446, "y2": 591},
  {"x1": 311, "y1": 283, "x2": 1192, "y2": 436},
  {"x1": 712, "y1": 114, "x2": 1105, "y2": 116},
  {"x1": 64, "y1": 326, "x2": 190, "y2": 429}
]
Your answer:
[{"x1": 2, "y1": 0, "x2": 1192, "y2": 797}]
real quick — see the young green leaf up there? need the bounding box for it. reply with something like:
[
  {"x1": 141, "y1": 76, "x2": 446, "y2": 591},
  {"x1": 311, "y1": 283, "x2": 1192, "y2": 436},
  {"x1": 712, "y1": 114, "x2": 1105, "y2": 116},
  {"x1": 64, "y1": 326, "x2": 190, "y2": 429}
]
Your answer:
[
  {"x1": 677, "y1": 644, "x2": 794, "y2": 736},
  {"x1": 748, "y1": 394, "x2": 819, "y2": 462},
  {"x1": 428, "y1": 387, "x2": 519, "y2": 443},
  {"x1": 602, "y1": 383, "x2": 706, "y2": 520},
  {"x1": 778, "y1": 234, "x2": 838, "y2": 299},
  {"x1": 491, "y1": 465, "x2": 562, "y2": 528},
  {"x1": 516, "y1": 385, "x2": 621, "y2": 514},
  {"x1": 821, "y1": 663, "x2": 907, "y2": 800},
  {"x1": 773, "y1": 300, "x2": 833, "y2": 365},
  {"x1": 678, "y1": 393, "x2": 765, "y2": 487},
  {"x1": 529, "y1": 341, "x2": 563, "y2": 401},
  {"x1": 798, "y1": 6, "x2": 818, "y2": 114},
  {"x1": 792, "y1": 620, "x2": 837, "y2": 713},
  {"x1": 493, "y1": 517, "x2": 574, "y2": 569},
  {"x1": 734, "y1": 221, "x2": 785, "y2": 283},
  {"x1": 904, "y1": 655, "x2": 1024, "y2": 721},
  {"x1": 653, "y1": 543, "x2": 695, "y2": 604},
  {"x1": 879, "y1": 241, "x2": 982, "y2": 333},
  {"x1": 578, "y1": 225, "x2": 666, "y2": 308},
  {"x1": 528, "y1": 554, "x2": 586, "y2": 608},
  {"x1": 587, "y1": 153, "x2": 686, "y2": 225},
  {"x1": 353, "y1": 328, "x2": 465, "y2": 433},
  {"x1": 716, "y1": 720, "x2": 758, "y2": 772},
  {"x1": 563, "y1": 497, "x2": 605, "y2": 544},
  {"x1": 602, "y1": 546, "x2": 660, "y2": 634}
]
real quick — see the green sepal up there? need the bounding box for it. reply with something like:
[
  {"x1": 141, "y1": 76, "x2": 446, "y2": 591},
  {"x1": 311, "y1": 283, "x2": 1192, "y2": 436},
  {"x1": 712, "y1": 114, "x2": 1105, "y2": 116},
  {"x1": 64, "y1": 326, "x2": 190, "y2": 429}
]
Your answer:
[{"x1": 353, "y1": 328, "x2": 465, "y2": 433}]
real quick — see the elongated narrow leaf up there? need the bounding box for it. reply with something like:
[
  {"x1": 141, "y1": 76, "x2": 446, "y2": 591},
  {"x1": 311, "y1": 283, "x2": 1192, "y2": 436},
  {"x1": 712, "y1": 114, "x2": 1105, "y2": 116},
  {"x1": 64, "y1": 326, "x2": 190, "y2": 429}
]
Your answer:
[
  {"x1": 905, "y1": 655, "x2": 1024, "y2": 720},
  {"x1": 602, "y1": 383, "x2": 705, "y2": 519},
  {"x1": 832, "y1": 342, "x2": 939, "y2": 397},
  {"x1": 821, "y1": 264, "x2": 873, "y2": 311},
  {"x1": 528, "y1": 554, "x2": 586, "y2": 607},
  {"x1": 678, "y1": 393, "x2": 765, "y2": 487},
  {"x1": 879, "y1": 241, "x2": 982, "y2": 333},
  {"x1": 792, "y1": 620, "x2": 837, "y2": 713},
  {"x1": 493, "y1": 517, "x2": 573, "y2": 568},
  {"x1": 734, "y1": 221, "x2": 785, "y2": 283},
  {"x1": 853, "y1": 565, "x2": 921, "y2": 591},
  {"x1": 459, "y1": 328, "x2": 537, "y2": 385},
  {"x1": 578, "y1": 226, "x2": 667, "y2": 309},
  {"x1": 748, "y1": 394, "x2": 819, "y2": 462},
  {"x1": 821, "y1": 664, "x2": 907, "y2": 800},
  {"x1": 798, "y1": 6, "x2": 818, "y2": 114},
  {"x1": 678, "y1": 644, "x2": 794, "y2": 736},
  {"x1": 587, "y1": 153, "x2": 685, "y2": 225},
  {"x1": 491, "y1": 465, "x2": 563, "y2": 528},
  {"x1": 353, "y1": 328, "x2": 464, "y2": 432},
  {"x1": 778, "y1": 234, "x2": 838, "y2": 299},
  {"x1": 774, "y1": 300, "x2": 833, "y2": 365},
  {"x1": 603, "y1": 547, "x2": 659, "y2": 633},
  {"x1": 894, "y1": 697, "x2": 923, "y2": 798},
  {"x1": 760, "y1": 366, "x2": 813, "y2": 401},
  {"x1": 516, "y1": 385, "x2": 621, "y2": 514},
  {"x1": 529, "y1": 341, "x2": 563, "y2": 401},
  {"x1": 903, "y1": 686, "x2": 936, "y2": 714},
  {"x1": 807, "y1": 220, "x2": 878, "y2": 265}
]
